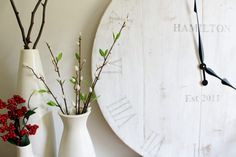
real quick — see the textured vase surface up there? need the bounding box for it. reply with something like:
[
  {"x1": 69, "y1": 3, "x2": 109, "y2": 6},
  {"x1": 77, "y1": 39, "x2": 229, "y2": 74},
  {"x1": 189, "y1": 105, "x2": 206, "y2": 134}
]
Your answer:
[
  {"x1": 59, "y1": 110, "x2": 96, "y2": 157},
  {"x1": 16, "y1": 144, "x2": 36, "y2": 157},
  {"x1": 16, "y1": 49, "x2": 56, "y2": 157}
]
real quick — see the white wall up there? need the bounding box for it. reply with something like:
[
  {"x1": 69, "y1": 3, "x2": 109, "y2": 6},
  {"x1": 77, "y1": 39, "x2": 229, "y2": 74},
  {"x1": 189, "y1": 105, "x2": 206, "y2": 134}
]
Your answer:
[{"x1": 0, "y1": 0, "x2": 140, "y2": 156}]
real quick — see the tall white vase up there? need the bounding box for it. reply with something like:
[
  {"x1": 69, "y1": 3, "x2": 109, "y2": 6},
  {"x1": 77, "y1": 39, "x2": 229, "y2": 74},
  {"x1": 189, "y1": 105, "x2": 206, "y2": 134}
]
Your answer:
[
  {"x1": 59, "y1": 110, "x2": 96, "y2": 157},
  {"x1": 16, "y1": 49, "x2": 56, "y2": 157},
  {"x1": 16, "y1": 144, "x2": 36, "y2": 157}
]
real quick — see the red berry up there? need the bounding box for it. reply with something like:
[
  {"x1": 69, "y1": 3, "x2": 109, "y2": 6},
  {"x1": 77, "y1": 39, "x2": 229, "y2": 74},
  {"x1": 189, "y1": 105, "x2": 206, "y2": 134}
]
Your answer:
[
  {"x1": 26, "y1": 124, "x2": 39, "y2": 135},
  {"x1": 13, "y1": 95, "x2": 26, "y2": 104},
  {"x1": 1, "y1": 135, "x2": 8, "y2": 141},
  {"x1": 7, "y1": 98, "x2": 16, "y2": 105},
  {"x1": 7, "y1": 123, "x2": 15, "y2": 131},
  {"x1": 0, "y1": 99, "x2": 6, "y2": 109},
  {"x1": 20, "y1": 129, "x2": 29, "y2": 136},
  {"x1": 0, "y1": 114, "x2": 7, "y2": 124}
]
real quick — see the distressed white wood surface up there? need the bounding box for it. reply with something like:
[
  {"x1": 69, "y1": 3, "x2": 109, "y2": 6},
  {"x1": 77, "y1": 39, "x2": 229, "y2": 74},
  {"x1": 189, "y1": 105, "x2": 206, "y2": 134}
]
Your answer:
[{"x1": 92, "y1": 0, "x2": 236, "y2": 156}]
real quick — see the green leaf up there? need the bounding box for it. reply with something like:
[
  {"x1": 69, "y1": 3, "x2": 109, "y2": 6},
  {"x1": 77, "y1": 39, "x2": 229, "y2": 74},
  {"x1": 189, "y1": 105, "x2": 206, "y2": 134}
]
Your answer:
[
  {"x1": 7, "y1": 139, "x2": 18, "y2": 146},
  {"x1": 91, "y1": 92, "x2": 100, "y2": 103},
  {"x1": 21, "y1": 135, "x2": 30, "y2": 146},
  {"x1": 104, "y1": 49, "x2": 108, "y2": 56},
  {"x1": 70, "y1": 77, "x2": 77, "y2": 84},
  {"x1": 38, "y1": 89, "x2": 48, "y2": 94},
  {"x1": 57, "y1": 79, "x2": 65, "y2": 85},
  {"x1": 75, "y1": 53, "x2": 80, "y2": 62},
  {"x1": 99, "y1": 49, "x2": 105, "y2": 57},
  {"x1": 70, "y1": 79, "x2": 76, "y2": 84},
  {"x1": 24, "y1": 110, "x2": 36, "y2": 119},
  {"x1": 56, "y1": 52, "x2": 63, "y2": 62},
  {"x1": 32, "y1": 107, "x2": 38, "y2": 111},
  {"x1": 47, "y1": 101, "x2": 57, "y2": 107},
  {"x1": 113, "y1": 32, "x2": 116, "y2": 41},
  {"x1": 80, "y1": 93, "x2": 87, "y2": 102},
  {"x1": 99, "y1": 49, "x2": 108, "y2": 57},
  {"x1": 115, "y1": 32, "x2": 121, "y2": 41}
]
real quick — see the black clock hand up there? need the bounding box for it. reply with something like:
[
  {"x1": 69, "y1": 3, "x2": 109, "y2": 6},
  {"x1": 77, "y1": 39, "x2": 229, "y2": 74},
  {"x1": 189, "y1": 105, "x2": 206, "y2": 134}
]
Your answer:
[
  {"x1": 194, "y1": 0, "x2": 236, "y2": 90},
  {"x1": 205, "y1": 67, "x2": 236, "y2": 90},
  {"x1": 194, "y1": 0, "x2": 208, "y2": 86}
]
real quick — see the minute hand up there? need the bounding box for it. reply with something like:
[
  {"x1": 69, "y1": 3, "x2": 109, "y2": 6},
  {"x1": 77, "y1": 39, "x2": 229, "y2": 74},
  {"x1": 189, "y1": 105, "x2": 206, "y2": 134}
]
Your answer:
[
  {"x1": 194, "y1": 0, "x2": 236, "y2": 90},
  {"x1": 194, "y1": 0, "x2": 208, "y2": 86}
]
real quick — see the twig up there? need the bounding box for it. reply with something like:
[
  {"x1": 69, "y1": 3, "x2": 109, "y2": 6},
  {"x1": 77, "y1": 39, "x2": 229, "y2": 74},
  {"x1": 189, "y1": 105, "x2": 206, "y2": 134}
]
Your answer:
[
  {"x1": 26, "y1": 0, "x2": 43, "y2": 44},
  {"x1": 27, "y1": 90, "x2": 36, "y2": 109},
  {"x1": 74, "y1": 69, "x2": 79, "y2": 114},
  {"x1": 25, "y1": 65, "x2": 65, "y2": 114},
  {"x1": 77, "y1": 35, "x2": 82, "y2": 114},
  {"x1": 33, "y1": 0, "x2": 48, "y2": 49},
  {"x1": 9, "y1": 0, "x2": 28, "y2": 49},
  {"x1": 81, "y1": 21, "x2": 126, "y2": 113},
  {"x1": 46, "y1": 43, "x2": 69, "y2": 115},
  {"x1": 10, "y1": 0, "x2": 48, "y2": 49}
]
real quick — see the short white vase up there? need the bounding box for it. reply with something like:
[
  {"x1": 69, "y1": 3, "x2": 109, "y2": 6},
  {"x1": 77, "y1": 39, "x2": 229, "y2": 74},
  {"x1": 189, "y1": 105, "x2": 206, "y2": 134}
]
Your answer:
[
  {"x1": 59, "y1": 109, "x2": 96, "y2": 157},
  {"x1": 16, "y1": 49, "x2": 56, "y2": 157},
  {"x1": 16, "y1": 144, "x2": 37, "y2": 157}
]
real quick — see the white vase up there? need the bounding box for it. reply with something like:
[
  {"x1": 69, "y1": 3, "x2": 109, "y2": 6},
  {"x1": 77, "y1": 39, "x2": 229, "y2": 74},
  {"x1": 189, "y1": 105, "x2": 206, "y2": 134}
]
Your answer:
[
  {"x1": 16, "y1": 49, "x2": 56, "y2": 157},
  {"x1": 16, "y1": 144, "x2": 36, "y2": 157},
  {"x1": 59, "y1": 109, "x2": 96, "y2": 157}
]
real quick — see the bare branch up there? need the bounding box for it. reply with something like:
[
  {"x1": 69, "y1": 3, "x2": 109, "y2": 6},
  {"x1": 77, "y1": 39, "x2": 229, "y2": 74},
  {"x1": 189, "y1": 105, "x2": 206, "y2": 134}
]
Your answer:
[
  {"x1": 26, "y1": 0, "x2": 43, "y2": 44},
  {"x1": 33, "y1": 0, "x2": 48, "y2": 49},
  {"x1": 9, "y1": 0, "x2": 29, "y2": 49}
]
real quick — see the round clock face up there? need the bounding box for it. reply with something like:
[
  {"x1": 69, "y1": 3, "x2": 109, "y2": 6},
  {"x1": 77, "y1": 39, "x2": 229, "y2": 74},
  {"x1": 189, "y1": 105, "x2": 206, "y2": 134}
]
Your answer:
[{"x1": 92, "y1": 0, "x2": 236, "y2": 156}]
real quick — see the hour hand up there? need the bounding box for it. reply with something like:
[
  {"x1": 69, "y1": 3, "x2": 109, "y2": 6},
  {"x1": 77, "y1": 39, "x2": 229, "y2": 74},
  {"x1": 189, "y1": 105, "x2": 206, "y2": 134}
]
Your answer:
[{"x1": 199, "y1": 63, "x2": 208, "y2": 86}]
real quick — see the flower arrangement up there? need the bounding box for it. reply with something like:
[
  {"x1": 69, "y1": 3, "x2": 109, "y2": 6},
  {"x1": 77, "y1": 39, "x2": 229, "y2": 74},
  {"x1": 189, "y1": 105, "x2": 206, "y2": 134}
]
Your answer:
[
  {"x1": 26, "y1": 21, "x2": 126, "y2": 115},
  {"x1": 0, "y1": 95, "x2": 39, "y2": 146},
  {"x1": 9, "y1": 0, "x2": 48, "y2": 49}
]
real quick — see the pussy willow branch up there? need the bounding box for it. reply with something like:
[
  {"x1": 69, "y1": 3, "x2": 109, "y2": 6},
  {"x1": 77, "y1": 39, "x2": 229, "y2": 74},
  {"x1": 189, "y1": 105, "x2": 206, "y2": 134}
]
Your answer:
[
  {"x1": 77, "y1": 35, "x2": 82, "y2": 114},
  {"x1": 25, "y1": 65, "x2": 65, "y2": 114},
  {"x1": 46, "y1": 43, "x2": 69, "y2": 115},
  {"x1": 74, "y1": 67, "x2": 79, "y2": 113},
  {"x1": 81, "y1": 21, "x2": 126, "y2": 114},
  {"x1": 9, "y1": 0, "x2": 28, "y2": 49},
  {"x1": 26, "y1": 0, "x2": 43, "y2": 44},
  {"x1": 33, "y1": 0, "x2": 48, "y2": 49}
]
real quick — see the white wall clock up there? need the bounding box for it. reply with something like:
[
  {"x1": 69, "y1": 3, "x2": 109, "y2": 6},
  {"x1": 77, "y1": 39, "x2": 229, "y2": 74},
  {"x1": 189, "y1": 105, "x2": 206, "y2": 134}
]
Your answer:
[{"x1": 92, "y1": 0, "x2": 236, "y2": 156}]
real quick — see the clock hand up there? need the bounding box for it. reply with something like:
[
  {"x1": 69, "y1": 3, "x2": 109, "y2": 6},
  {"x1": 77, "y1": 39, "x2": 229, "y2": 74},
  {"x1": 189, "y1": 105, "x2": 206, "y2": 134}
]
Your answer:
[
  {"x1": 194, "y1": 1, "x2": 204, "y2": 63},
  {"x1": 194, "y1": 0, "x2": 208, "y2": 86},
  {"x1": 205, "y1": 67, "x2": 236, "y2": 90},
  {"x1": 194, "y1": 0, "x2": 236, "y2": 90}
]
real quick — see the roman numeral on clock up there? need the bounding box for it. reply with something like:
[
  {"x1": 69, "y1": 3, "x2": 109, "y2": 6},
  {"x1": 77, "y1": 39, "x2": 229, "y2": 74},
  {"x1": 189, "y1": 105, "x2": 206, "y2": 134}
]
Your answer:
[
  {"x1": 142, "y1": 131, "x2": 165, "y2": 156},
  {"x1": 107, "y1": 97, "x2": 136, "y2": 129},
  {"x1": 103, "y1": 58, "x2": 122, "y2": 74}
]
